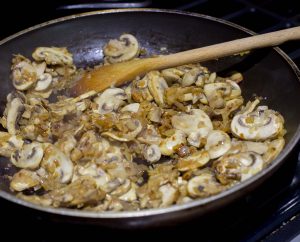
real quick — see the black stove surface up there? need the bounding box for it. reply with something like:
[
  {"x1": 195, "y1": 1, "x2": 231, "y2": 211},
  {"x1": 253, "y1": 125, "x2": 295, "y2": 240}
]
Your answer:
[{"x1": 1, "y1": 1, "x2": 300, "y2": 241}]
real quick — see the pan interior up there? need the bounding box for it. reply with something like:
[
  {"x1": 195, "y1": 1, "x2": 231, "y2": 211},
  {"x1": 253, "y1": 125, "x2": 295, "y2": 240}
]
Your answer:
[{"x1": 0, "y1": 9, "x2": 299, "y2": 218}]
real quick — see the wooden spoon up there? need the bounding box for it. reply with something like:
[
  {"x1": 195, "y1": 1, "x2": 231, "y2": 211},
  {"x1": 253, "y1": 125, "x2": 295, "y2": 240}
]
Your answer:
[{"x1": 71, "y1": 26, "x2": 300, "y2": 96}]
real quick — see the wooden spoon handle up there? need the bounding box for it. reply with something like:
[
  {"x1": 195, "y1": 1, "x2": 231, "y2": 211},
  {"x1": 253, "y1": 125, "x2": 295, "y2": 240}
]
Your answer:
[
  {"x1": 152, "y1": 26, "x2": 300, "y2": 69},
  {"x1": 72, "y1": 26, "x2": 300, "y2": 95}
]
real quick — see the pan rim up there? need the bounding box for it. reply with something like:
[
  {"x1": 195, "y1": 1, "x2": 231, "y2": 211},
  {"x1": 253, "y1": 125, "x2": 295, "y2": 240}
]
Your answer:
[{"x1": 1, "y1": 8, "x2": 300, "y2": 219}]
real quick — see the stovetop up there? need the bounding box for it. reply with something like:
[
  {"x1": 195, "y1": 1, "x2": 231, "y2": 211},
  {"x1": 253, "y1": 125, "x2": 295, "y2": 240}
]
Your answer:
[{"x1": 1, "y1": 1, "x2": 300, "y2": 241}]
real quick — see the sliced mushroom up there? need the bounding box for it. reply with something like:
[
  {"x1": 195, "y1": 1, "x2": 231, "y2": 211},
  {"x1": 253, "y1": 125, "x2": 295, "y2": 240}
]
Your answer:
[
  {"x1": 181, "y1": 68, "x2": 206, "y2": 87},
  {"x1": 102, "y1": 119, "x2": 142, "y2": 142},
  {"x1": 103, "y1": 34, "x2": 140, "y2": 63},
  {"x1": 94, "y1": 88, "x2": 127, "y2": 114},
  {"x1": 231, "y1": 106, "x2": 284, "y2": 141},
  {"x1": 137, "y1": 125, "x2": 161, "y2": 145},
  {"x1": 98, "y1": 149, "x2": 124, "y2": 164},
  {"x1": 32, "y1": 61, "x2": 47, "y2": 77},
  {"x1": 187, "y1": 132, "x2": 203, "y2": 148},
  {"x1": 244, "y1": 141, "x2": 269, "y2": 154},
  {"x1": 263, "y1": 137, "x2": 285, "y2": 164},
  {"x1": 159, "y1": 129, "x2": 186, "y2": 156},
  {"x1": 214, "y1": 152, "x2": 264, "y2": 184},
  {"x1": 131, "y1": 78, "x2": 153, "y2": 103},
  {"x1": 187, "y1": 169, "x2": 222, "y2": 198},
  {"x1": 10, "y1": 169, "x2": 41, "y2": 192},
  {"x1": 175, "y1": 87, "x2": 206, "y2": 105},
  {"x1": 177, "y1": 150, "x2": 210, "y2": 171},
  {"x1": 11, "y1": 142, "x2": 44, "y2": 169},
  {"x1": 34, "y1": 73, "x2": 52, "y2": 91},
  {"x1": 143, "y1": 144, "x2": 161, "y2": 163},
  {"x1": 204, "y1": 82, "x2": 231, "y2": 109},
  {"x1": 124, "y1": 84, "x2": 133, "y2": 101},
  {"x1": 226, "y1": 80, "x2": 241, "y2": 99},
  {"x1": 172, "y1": 109, "x2": 213, "y2": 135},
  {"x1": 41, "y1": 144, "x2": 74, "y2": 183},
  {"x1": 147, "y1": 71, "x2": 168, "y2": 106},
  {"x1": 28, "y1": 89, "x2": 53, "y2": 99},
  {"x1": 172, "y1": 109, "x2": 213, "y2": 147},
  {"x1": 74, "y1": 163, "x2": 111, "y2": 191},
  {"x1": 0, "y1": 132, "x2": 24, "y2": 157},
  {"x1": 207, "y1": 72, "x2": 217, "y2": 83},
  {"x1": 240, "y1": 99, "x2": 260, "y2": 115},
  {"x1": 205, "y1": 130, "x2": 231, "y2": 159},
  {"x1": 32, "y1": 47, "x2": 73, "y2": 66},
  {"x1": 159, "y1": 183, "x2": 178, "y2": 207},
  {"x1": 111, "y1": 179, "x2": 131, "y2": 196},
  {"x1": 55, "y1": 65, "x2": 76, "y2": 76},
  {"x1": 120, "y1": 103, "x2": 140, "y2": 113},
  {"x1": 45, "y1": 176, "x2": 105, "y2": 208},
  {"x1": 161, "y1": 68, "x2": 184, "y2": 83},
  {"x1": 229, "y1": 139, "x2": 268, "y2": 155},
  {"x1": 147, "y1": 106, "x2": 162, "y2": 123},
  {"x1": 119, "y1": 183, "x2": 137, "y2": 202},
  {"x1": 229, "y1": 72, "x2": 243, "y2": 83},
  {"x1": 222, "y1": 97, "x2": 244, "y2": 114},
  {"x1": 55, "y1": 133, "x2": 77, "y2": 156},
  {"x1": 6, "y1": 97, "x2": 25, "y2": 135},
  {"x1": 12, "y1": 61, "x2": 38, "y2": 90}
]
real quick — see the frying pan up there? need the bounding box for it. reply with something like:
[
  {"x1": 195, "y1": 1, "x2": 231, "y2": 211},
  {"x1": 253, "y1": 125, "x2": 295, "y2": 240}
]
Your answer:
[{"x1": 0, "y1": 9, "x2": 300, "y2": 228}]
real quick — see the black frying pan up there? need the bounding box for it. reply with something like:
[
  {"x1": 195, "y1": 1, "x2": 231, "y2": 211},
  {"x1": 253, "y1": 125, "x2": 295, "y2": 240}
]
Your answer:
[{"x1": 0, "y1": 9, "x2": 300, "y2": 228}]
